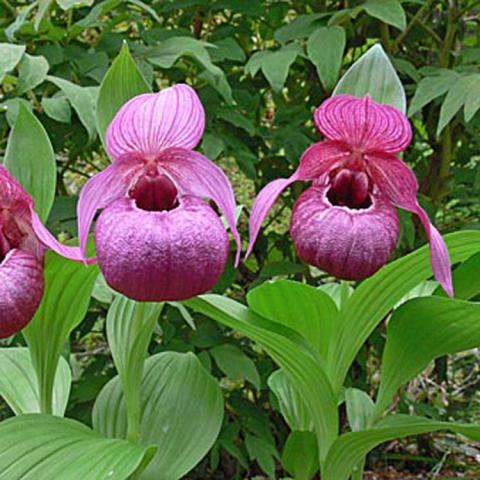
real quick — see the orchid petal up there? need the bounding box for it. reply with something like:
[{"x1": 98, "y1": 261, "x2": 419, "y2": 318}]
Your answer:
[
  {"x1": 246, "y1": 173, "x2": 300, "y2": 258},
  {"x1": 314, "y1": 95, "x2": 412, "y2": 154},
  {"x1": 158, "y1": 147, "x2": 241, "y2": 265},
  {"x1": 367, "y1": 154, "x2": 453, "y2": 296},
  {"x1": 77, "y1": 160, "x2": 141, "y2": 258},
  {"x1": 106, "y1": 84, "x2": 205, "y2": 161},
  {"x1": 30, "y1": 211, "x2": 83, "y2": 261},
  {"x1": 0, "y1": 165, "x2": 32, "y2": 214},
  {"x1": 298, "y1": 140, "x2": 351, "y2": 179}
]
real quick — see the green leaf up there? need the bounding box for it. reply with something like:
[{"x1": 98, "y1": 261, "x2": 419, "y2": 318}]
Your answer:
[
  {"x1": 57, "y1": 0, "x2": 94, "y2": 9},
  {"x1": 47, "y1": 75, "x2": 98, "y2": 141},
  {"x1": 464, "y1": 76, "x2": 480, "y2": 122},
  {"x1": 437, "y1": 74, "x2": 476, "y2": 135},
  {"x1": 282, "y1": 431, "x2": 319, "y2": 480},
  {"x1": 375, "y1": 297, "x2": 480, "y2": 416},
  {"x1": 247, "y1": 279, "x2": 338, "y2": 360},
  {"x1": 245, "y1": 433, "x2": 278, "y2": 478},
  {"x1": 0, "y1": 43, "x2": 25, "y2": 82},
  {"x1": 274, "y1": 13, "x2": 329, "y2": 44},
  {"x1": 323, "y1": 414, "x2": 480, "y2": 480},
  {"x1": 307, "y1": 26, "x2": 346, "y2": 91},
  {"x1": 96, "y1": 43, "x2": 150, "y2": 144},
  {"x1": 23, "y1": 251, "x2": 99, "y2": 414},
  {"x1": 209, "y1": 38, "x2": 246, "y2": 63},
  {"x1": 408, "y1": 70, "x2": 458, "y2": 116},
  {"x1": 268, "y1": 370, "x2": 313, "y2": 432},
  {"x1": 106, "y1": 296, "x2": 163, "y2": 442},
  {"x1": 211, "y1": 344, "x2": 261, "y2": 389},
  {"x1": 328, "y1": 230, "x2": 480, "y2": 392},
  {"x1": 93, "y1": 352, "x2": 223, "y2": 480},
  {"x1": 363, "y1": 0, "x2": 406, "y2": 31},
  {"x1": 35, "y1": 0, "x2": 54, "y2": 31},
  {"x1": 333, "y1": 44, "x2": 406, "y2": 113},
  {"x1": 185, "y1": 295, "x2": 338, "y2": 462},
  {"x1": 245, "y1": 44, "x2": 301, "y2": 92},
  {"x1": 0, "y1": 414, "x2": 154, "y2": 480},
  {"x1": 16, "y1": 54, "x2": 49, "y2": 94},
  {"x1": 0, "y1": 348, "x2": 70, "y2": 416},
  {"x1": 41, "y1": 96, "x2": 72, "y2": 123},
  {"x1": 345, "y1": 388, "x2": 374, "y2": 432},
  {"x1": 4, "y1": 103, "x2": 56, "y2": 222}
]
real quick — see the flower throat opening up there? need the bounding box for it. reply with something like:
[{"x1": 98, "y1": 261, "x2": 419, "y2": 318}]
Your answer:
[
  {"x1": 0, "y1": 210, "x2": 25, "y2": 262},
  {"x1": 129, "y1": 172, "x2": 179, "y2": 212},
  {"x1": 327, "y1": 169, "x2": 372, "y2": 209}
]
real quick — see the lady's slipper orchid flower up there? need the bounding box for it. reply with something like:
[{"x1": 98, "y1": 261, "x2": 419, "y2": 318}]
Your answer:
[
  {"x1": 77, "y1": 84, "x2": 241, "y2": 302},
  {"x1": 247, "y1": 94, "x2": 453, "y2": 296},
  {"x1": 0, "y1": 166, "x2": 83, "y2": 338}
]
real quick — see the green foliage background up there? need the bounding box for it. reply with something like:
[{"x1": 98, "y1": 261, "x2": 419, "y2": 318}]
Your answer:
[{"x1": 1, "y1": 0, "x2": 480, "y2": 478}]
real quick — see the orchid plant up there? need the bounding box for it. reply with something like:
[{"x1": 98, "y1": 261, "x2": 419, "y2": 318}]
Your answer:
[{"x1": 0, "y1": 38, "x2": 479, "y2": 480}]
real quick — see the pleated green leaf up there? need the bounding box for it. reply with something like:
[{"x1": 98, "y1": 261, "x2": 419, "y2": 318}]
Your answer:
[
  {"x1": 323, "y1": 414, "x2": 480, "y2": 480},
  {"x1": 93, "y1": 352, "x2": 224, "y2": 480},
  {"x1": 0, "y1": 414, "x2": 154, "y2": 480},
  {"x1": 23, "y1": 251, "x2": 99, "y2": 414},
  {"x1": 375, "y1": 297, "x2": 480, "y2": 416},
  {"x1": 0, "y1": 347, "x2": 70, "y2": 416}
]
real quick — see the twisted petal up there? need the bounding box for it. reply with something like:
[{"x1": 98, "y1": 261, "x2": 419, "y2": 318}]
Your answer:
[
  {"x1": 106, "y1": 84, "x2": 205, "y2": 161},
  {"x1": 158, "y1": 147, "x2": 241, "y2": 264},
  {"x1": 95, "y1": 197, "x2": 229, "y2": 301},
  {"x1": 0, "y1": 250, "x2": 44, "y2": 338},
  {"x1": 77, "y1": 160, "x2": 141, "y2": 259},
  {"x1": 367, "y1": 154, "x2": 453, "y2": 296},
  {"x1": 290, "y1": 186, "x2": 399, "y2": 280},
  {"x1": 314, "y1": 95, "x2": 412, "y2": 154}
]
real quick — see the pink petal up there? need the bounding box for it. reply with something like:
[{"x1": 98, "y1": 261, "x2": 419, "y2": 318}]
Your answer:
[
  {"x1": 367, "y1": 154, "x2": 453, "y2": 296},
  {"x1": 158, "y1": 147, "x2": 241, "y2": 265},
  {"x1": 0, "y1": 249, "x2": 44, "y2": 338},
  {"x1": 77, "y1": 160, "x2": 141, "y2": 259},
  {"x1": 297, "y1": 140, "x2": 351, "y2": 179},
  {"x1": 95, "y1": 196, "x2": 229, "y2": 301},
  {"x1": 290, "y1": 185, "x2": 399, "y2": 280},
  {"x1": 30, "y1": 211, "x2": 84, "y2": 262},
  {"x1": 245, "y1": 174, "x2": 299, "y2": 258},
  {"x1": 0, "y1": 165, "x2": 33, "y2": 213},
  {"x1": 106, "y1": 84, "x2": 205, "y2": 161},
  {"x1": 314, "y1": 95, "x2": 412, "y2": 154}
]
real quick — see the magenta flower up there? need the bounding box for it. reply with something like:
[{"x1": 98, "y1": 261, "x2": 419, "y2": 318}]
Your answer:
[
  {"x1": 247, "y1": 95, "x2": 453, "y2": 296},
  {"x1": 0, "y1": 166, "x2": 84, "y2": 338},
  {"x1": 77, "y1": 84, "x2": 241, "y2": 302}
]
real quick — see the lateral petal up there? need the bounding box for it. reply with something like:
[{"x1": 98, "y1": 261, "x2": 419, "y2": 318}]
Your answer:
[{"x1": 368, "y1": 154, "x2": 453, "y2": 296}]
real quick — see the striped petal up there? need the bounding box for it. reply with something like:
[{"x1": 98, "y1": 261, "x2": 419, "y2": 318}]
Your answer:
[
  {"x1": 314, "y1": 95, "x2": 412, "y2": 154},
  {"x1": 106, "y1": 84, "x2": 205, "y2": 161}
]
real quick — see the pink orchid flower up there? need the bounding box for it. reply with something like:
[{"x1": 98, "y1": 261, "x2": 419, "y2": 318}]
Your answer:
[
  {"x1": 247, "y1": 94, "x2": 453, "y2": 296},
  {"x1": 0, "y1": 166, "x2": 83, "y2": 338},
  {"x1": 77, "y1": 84, "x2": 241, "y2": 302}
]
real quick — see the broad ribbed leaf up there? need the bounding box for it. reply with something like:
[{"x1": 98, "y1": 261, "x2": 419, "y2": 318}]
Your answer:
[
  {"x1": 0, "y1": 348, "x2": 70, "y2": 416},
  {"x1": 23, "y1": 251, "x2": 99, "y2": 414},
  {"x1": 375, "y1": 297, "x2": 480, "y2": 416},
  {"x1": 268, "y1": 370, "x2": 313, "y2": 432},
  {"x1": 333, "y1": 44, "x2": 406, "y2": 113},
  {"x1": 345, "y1": 388, "x2": 374, "y2": 432},
  {"x1": 4, "y1": 103, "x2": 56, "y2": 222},
  {"x1": 247, "y1": 280, "x2": 338, "y2": 360},
  {"x1": 185, "y1": 295, "x2": 338, "y2": 462},
  {"x1": 0, "y1": 414, "x2": 154, "y2": 480},
  {"x1": 106, "y1": 296, "x2": 163, "y2": 442},
  {"x1": 328, "y1": 230, "x2": 480, "y2": 392},
  {"x1": 282, "y1": 431, "x2": 318, "y2": 480},
  {"x1": 93, "y1": 352, "x2": 223, "y2": 480},
  {"x1": 96, "y1": 43, "x2": 150, "y2": 143},
  {"x1": 323, "y1": 415, "x2": 480, "y2": 480}
]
